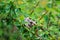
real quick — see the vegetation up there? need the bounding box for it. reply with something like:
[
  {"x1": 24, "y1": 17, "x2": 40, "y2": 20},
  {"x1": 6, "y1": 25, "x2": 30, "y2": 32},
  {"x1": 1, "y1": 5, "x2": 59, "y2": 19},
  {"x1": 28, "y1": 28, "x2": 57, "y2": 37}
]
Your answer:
[{"x1": 0, "y1": 0, "x2": 60, "y2": 40}]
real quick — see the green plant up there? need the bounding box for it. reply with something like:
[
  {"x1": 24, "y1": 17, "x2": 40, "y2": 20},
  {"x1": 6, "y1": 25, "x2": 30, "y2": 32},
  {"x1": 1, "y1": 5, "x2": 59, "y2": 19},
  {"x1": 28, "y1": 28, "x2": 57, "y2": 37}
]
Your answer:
[{"x1": 0, "y1": 0, "x2": 60, "y2": 40}]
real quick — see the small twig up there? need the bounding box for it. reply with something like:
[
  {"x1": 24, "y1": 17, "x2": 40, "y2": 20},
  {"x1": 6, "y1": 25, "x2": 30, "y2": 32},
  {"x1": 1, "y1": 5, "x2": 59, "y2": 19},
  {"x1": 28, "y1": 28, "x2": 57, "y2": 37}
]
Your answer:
[
  {"x1": 39, "y1": 10, "x2": 48, "y2": 20},
  {"x1": 30, "y1": 0, "x2": 40, "y2": 14}
]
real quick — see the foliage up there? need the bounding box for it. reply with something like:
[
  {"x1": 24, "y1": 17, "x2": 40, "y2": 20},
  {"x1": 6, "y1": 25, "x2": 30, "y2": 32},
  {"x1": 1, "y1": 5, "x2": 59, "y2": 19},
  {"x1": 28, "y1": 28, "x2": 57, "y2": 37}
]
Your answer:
[{"x1": 0, "y1": 0, "x2": 60, "y2": 40}]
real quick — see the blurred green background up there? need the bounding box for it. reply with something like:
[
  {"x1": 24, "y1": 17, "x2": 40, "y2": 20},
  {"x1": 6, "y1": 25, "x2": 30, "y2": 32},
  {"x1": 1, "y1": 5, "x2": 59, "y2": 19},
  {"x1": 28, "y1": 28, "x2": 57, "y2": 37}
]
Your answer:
[{"x1": 0, "y1": 0, "x2": 60, "y2": 40}]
